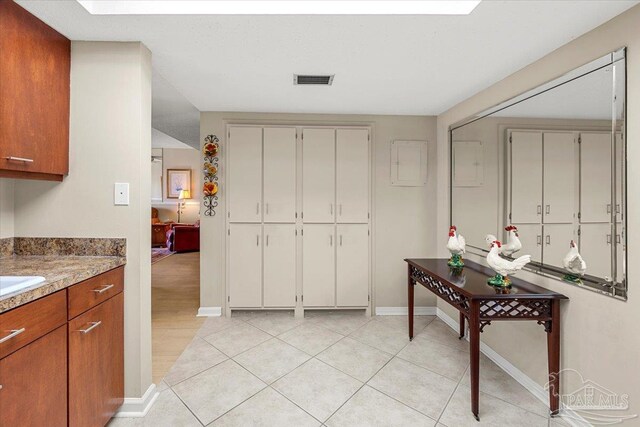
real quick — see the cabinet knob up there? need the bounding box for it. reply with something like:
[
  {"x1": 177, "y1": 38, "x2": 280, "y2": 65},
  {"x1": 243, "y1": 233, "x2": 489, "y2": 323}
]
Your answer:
[
  {"x1": 75, "y1": 321, "x2": 102, "y2": 334},
  {"x1": 92, "y1": 284, "x2": 114, "y2": 294},
  {"x1": 3, "y1": 156, "x2": 33, "y2": 163},
  {"x1": 537, "y1": 205, "x2": 542, "y2": 215},
  {"x1": 0, "y1": 328, "x2": 25, "y2": 344}
]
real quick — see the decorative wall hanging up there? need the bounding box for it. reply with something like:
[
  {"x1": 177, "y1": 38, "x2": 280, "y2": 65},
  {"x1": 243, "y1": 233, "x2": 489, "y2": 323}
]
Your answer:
[
  {"x1": 203, "y1": 134, "x2": 219, "y2": 216},
  {"x1": 166, "y1": 169, "x2": 192, "y2": 199}
]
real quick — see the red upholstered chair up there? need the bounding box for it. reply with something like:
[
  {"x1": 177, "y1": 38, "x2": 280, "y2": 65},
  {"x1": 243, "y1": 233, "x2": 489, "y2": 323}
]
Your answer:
[{"x1": 166, "y1": 223, "x2": 200, "y2": 253}]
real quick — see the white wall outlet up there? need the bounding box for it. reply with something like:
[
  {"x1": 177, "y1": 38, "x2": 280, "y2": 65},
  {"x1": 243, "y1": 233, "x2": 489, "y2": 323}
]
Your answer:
[{"x1": 114, "y1": 183, "x2": 130, "y2": 206}]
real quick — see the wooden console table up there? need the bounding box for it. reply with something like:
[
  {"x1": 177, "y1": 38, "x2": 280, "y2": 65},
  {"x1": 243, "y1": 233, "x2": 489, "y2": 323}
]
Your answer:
[{"x1": 406, "y1": 258, "x2": 568, "y2": 421}]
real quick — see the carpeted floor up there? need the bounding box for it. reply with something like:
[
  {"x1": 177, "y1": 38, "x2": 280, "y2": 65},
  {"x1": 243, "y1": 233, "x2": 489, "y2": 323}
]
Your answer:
[{"x1": 152, "y1": 247, "x2": 175, "y2": 264}]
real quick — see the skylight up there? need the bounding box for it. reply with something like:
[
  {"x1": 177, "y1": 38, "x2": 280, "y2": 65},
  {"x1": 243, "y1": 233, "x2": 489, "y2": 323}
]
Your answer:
[{"x1": 77, "y1": 1, "x2": 482, "y2": 15}]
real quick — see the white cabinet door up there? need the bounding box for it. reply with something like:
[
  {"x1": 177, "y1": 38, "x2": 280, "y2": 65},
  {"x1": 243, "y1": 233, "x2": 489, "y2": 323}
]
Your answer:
[
  {"x1": 579, "y1": 223, "x2": 612, "y2": 280},
  {"x1": 228, "y1": 127, "x2": 263, "y2": 222},
  {"x1": 336, "y1": 129, "x2": 369, "y2": 223},
  {"x1": 580, "y1": 132, "x2": 612, "y2": 223},
  {"x1": 510, "y1": 223, "x2": 543, "y2": 264},
  {"x1": 264, "y1": 127, "x2": 297, "y2": 223},
  {"x1": 336, "y1": 224, "x2": 369, "y2": 307},
  {"x1": 302, "y1": 224, "x2": 335, "y2": 307},
  {"x1": 229, "y1": 224, "x2": 262, "y2": 308},
  {"x1": 543, "y1": 224, "x2": 576, "y2": 270},
  {"x1": 302, "y1": 128, "x2": 335, "y2": 223},
  {"x1": 263, "y1": 224, "x2": 296, "y2": 307},
  {"x1": 510, "y1": 131, "x2": 543, "y2": 224},
  {"x1": 543, "y1": 132, "x2": 576, "y2": 223}
]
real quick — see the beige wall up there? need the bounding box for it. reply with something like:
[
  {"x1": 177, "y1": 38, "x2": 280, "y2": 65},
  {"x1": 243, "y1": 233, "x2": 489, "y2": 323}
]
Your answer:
[
  {"x1": 437, "y1": 4, "x2": 640, "y2": 419},
  {"x1": 0, "y1": 179, "x2": 14, "y2": 238},
  {"x1": 152, "y1": 147, "x2": 201, "y2": 223},
  {"x1": 199, "y1": 112, "x2": 438, "y2": 311},
  {"x1": 12, "y1": 42, "x2": 153, "y2": 398}
]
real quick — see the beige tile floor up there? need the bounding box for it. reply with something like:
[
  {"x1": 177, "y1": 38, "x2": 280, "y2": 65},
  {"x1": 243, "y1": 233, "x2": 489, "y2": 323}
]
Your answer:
[{"x1": 110, "y1": 311, "x2": 562, "y2": 427}]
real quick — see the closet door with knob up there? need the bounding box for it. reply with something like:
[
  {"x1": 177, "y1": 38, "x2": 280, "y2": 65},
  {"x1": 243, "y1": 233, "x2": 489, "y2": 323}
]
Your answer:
[
  {"x1": 228, "y1": 127, "x2": 263, "y2": 222},
  {"x1": 336, "y1": 129, "x2": 369, "y2": 223},
  {"x1": 229, "y1": 224, "x2": 262, "y2": 308},
  {"x1": 263, "y1": 128, "x2": 297, "y2": 223},
  {"x1": 302, "y1": 128, "x2": 335, "y2": 223},
  {"x1": 543, "y1": 132, "x2": 576, "y2": 223},
  {"x1": 336, "y1": 224, "x2": 369, "y2": 307},
  {"x1": 542, "y1": 224, "x2": 575, "y2": 270},
  {"x1": 580, "y1": 132, "x2": 612, "y2": 223},
  {"x1": 302, "y1": 224, "x2": 335, "y2": 307},
  {"x1": 510, "y1": 131, "x2": 543, "y2": 224},
  {"x1": 263, "y1": 224, "x2": 296, "y2": 307}
]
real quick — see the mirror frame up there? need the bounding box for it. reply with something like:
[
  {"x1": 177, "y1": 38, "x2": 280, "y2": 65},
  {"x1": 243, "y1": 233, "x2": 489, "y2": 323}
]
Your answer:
[{"x1": 448, "y1": 48, "x2": 627, "y2": 300}]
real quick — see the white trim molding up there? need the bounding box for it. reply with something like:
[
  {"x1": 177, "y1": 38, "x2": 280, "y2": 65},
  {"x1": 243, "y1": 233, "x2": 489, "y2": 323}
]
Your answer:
[
  {"x1": 197, "y1": 306, "x2": 222, "y2": 317},
  {"x1": 435, "y1": 307, "x2": 589, "y2": 427},
  {"x1": 114, "y1": 383, "x2": 159, "y2": 418},
  {"x1": 375, "y1": 306, "x2": 436, "y2": 316}
]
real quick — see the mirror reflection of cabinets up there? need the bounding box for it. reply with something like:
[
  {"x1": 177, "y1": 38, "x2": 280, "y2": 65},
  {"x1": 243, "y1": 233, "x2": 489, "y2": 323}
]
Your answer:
[{"x1": 451, "y1": 48, "x2": 627, "y2": 299}]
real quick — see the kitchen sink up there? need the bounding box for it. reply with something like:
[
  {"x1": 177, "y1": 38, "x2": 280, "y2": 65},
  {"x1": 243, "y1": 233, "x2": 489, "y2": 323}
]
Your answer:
[{"x1": 0, "y1": 276, "x2": 46, "y2": 297}]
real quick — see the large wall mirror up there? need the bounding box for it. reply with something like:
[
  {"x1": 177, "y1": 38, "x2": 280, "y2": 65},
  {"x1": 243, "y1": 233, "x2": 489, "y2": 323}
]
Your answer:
[{"x1": 450, "y1": 48, "x2": 627, "y2": 300}]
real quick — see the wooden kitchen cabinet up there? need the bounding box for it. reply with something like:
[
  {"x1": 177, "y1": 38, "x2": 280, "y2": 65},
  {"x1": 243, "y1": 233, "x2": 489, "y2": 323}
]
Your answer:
[
  {"x1": 0, "y1": 0, "x2": 70, "y2": 181},
  {"x1": 0, "y1": 326, "x2": 68, "y2": 427},
  {"x1": 69, "y1": 292, "x2": 124, "y2": 427}
]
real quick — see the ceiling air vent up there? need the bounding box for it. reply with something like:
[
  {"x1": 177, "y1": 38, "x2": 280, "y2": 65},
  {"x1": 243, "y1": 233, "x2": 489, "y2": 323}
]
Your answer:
[{"x1": 294, "y1": 74, "x2": 334, "y2": 85}]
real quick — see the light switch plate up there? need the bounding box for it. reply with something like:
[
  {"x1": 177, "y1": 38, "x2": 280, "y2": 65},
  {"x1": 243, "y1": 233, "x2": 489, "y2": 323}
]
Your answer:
[{"x1": 114, "y1": 183, "x2": 129, "y2": 205}]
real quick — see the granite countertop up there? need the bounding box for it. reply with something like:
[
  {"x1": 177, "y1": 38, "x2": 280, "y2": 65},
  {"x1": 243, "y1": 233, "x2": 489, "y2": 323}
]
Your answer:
[
  {"x1": 0, "y1": 255, "x2": 126, "y2": 313},
  {"x1": 0, "y1": 237, "x2": 127, "y2": 313}
]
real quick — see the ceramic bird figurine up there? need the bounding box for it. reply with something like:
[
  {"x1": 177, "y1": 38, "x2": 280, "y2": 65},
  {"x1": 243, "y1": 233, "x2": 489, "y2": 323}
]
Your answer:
[
  {"x1": 486, "y1": 240, "x2": 531, "y2": 287},
  {"x1": 562, "y1": 240, "x2": 587, "y2": 284},
  {"x1": 446, "y1": 225, "x2": 466, "y2": 269},
  {"x1": 501, "y1": 225, "x2": 522, "y2": 257},
  {"x1": 485, "y1": 234, "x2": 498, "y2": 250}
]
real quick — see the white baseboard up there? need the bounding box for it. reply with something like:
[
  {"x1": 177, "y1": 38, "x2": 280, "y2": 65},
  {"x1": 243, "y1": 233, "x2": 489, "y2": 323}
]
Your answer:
[
  {"x1": 435, "y1": 307, "x2": 589, "y2": 427},
  {"x1": 197, "y1": 306, "x2": 222, "y2": 317},
  {"x1": 114, "y1": 383, "x2": 159, "y2": 418},
  {"x1": 375, "y1": 306, "x2": 436, "y2": 316}
]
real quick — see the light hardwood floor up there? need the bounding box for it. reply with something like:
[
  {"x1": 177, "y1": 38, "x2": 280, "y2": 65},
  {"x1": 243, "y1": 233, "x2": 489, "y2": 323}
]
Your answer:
[{"x1": 152, "y1": 251, "x2": 204, "y2": 384}]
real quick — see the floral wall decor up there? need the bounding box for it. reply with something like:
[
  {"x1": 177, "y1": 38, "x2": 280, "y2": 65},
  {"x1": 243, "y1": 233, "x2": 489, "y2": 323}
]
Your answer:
[{"x1": 203, "y1": 134, "x2": 219, "y2": 216}]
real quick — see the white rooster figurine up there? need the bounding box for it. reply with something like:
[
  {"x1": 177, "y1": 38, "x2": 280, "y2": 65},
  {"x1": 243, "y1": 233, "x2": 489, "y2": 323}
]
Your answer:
[
  {"x1": 501, "y1": 225, "x2": 522, "y2": 257},
  {"x1": 486, "y1": 240, "x2": 531, "y2": 287},
  {"x1": 562, "y1": 240, "x2": 587, "y2": 284},
  {"x1": 446, "y1": 225, "x2": 466, "y2": 270}
]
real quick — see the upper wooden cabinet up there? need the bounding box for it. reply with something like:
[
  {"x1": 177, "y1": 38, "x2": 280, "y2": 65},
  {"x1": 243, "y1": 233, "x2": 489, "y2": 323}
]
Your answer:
[{"x1": 0, "y1": 0, "x2": 70, "y2": 181}]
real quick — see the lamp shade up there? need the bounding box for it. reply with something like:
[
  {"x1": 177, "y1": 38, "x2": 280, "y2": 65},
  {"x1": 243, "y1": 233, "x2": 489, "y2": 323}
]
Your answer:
[{"x1": 178, "y1": 189, "x2": 191, "y2": 200}]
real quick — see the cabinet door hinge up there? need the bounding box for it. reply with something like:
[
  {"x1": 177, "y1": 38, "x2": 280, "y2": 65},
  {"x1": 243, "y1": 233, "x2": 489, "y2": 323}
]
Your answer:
[
  {"x1": 509, "y1": 135, "x2": 512, "y2": 143},
  {"x1": 301, "y1": 133, "x2": 304, "y2": 140},
  {"x1": 295, "y1": 212, "x2": 298, "y2": 219},
  {"x1": 301, "y1": 295, "x2": 304, "y2": 302},
  {"x1": 295, "y1": 295, "x2": 298, "y2": 302},
  {"x1": 368, "y1": 295, "x2": 370, "y2": 302},
  {"x1": 578, "y1": 135, "x2": 582, "y2": 144},
  {"x1": 295, "y1": 229, "x2": 298, "y2": 236},
  {"x1": 301, "y1": 229, "x2": 304, "y2": 236},
  {"x1": 301, "y1": 212, "x2": 304, "y2": 219},
  {"x1": 228, "y1": 296, "x2": 230, "y2": 302},
  {"x1": 578, "y1": 212, "x2": 581, "y2": 220}
]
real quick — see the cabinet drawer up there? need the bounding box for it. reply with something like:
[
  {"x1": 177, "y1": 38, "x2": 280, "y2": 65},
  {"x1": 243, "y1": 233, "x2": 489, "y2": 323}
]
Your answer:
[
  {"x1": 0, "y1": 290, "x2": 67, "y2": 359},
  {"x1": 67, "y1": 266, "x2": 124, "y2": 319}
]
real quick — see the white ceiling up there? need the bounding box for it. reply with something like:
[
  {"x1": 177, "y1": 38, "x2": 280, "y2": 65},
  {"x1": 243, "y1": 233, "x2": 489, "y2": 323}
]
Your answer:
[
  {"x1": 17, "y1": 0, "x2": 638, "y2": 118},
  {"x1": 151, "y1": 128, "x2": 196, "y2": 150}
]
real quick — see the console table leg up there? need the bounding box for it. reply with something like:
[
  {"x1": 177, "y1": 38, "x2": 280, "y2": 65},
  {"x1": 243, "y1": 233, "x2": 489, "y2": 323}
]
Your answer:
[
  {"x1": 459, "y1": 311, "x2": 466, "y2": 339},
  {"x1": 547, "y1": 300, "x2": 561, "y2": 416},
  {"x1": 469, "y1": 302, "x2": 480, "y2": 421},
  {"x1": 408, "y1": 265, "x2": 415, "y2": 340}
]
